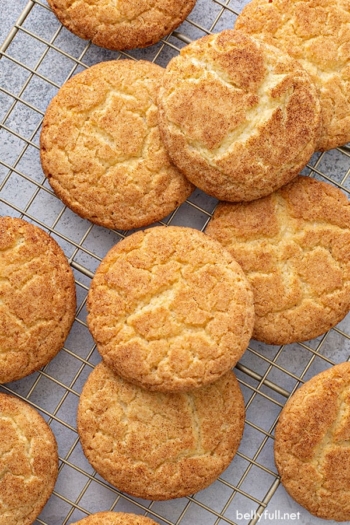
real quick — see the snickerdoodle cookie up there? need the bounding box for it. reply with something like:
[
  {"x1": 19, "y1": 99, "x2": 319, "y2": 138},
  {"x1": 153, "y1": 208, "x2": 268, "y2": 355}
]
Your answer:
[
  {"x1": 275, "y1": 362, "x2": 350, "y2": 521},
  {"x1": 77, "y1": 362, "x2": 245, "y2": 500},
  {"x1": 205, "y1": 176, "x2": 350, "y2": 345},
  {"x1": 235, "y1": 0, "x2": 350, "y2": 151},
  {"x1": 0, "y1": 217, "x2": 76, "y2": 383},
  {"x1": 71, "y1": 512, "x2": 159, "y2": 525},
  {"x1": 40, "y1": 60, "x2": 193, "y2": 231},
  {"x1": 0, "y1": 393, "x2": 58, "y2": 525},
  {"x1": 87, "y1": 226, "x2": 254, "y2": 392},
  {"x1": 47, "y1": 0, "x2": 196, "y2": 50},
  {"x1": 157, "y1": 29, "x2": 321, "y2": 202}
]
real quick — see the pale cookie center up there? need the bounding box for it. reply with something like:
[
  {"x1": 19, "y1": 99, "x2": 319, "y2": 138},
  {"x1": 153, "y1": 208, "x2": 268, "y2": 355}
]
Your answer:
[{"x1": 166, "y1": 54, "x2": 301, "y2": 162}]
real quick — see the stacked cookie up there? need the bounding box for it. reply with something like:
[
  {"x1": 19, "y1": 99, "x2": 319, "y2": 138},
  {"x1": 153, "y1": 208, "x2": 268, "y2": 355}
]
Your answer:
[
  {"x1": 157, "y1": 29, "x2": 321, "y2": 202},
  {"x1": 78, "y1": 226, "x2": 252, "y2": 499}
]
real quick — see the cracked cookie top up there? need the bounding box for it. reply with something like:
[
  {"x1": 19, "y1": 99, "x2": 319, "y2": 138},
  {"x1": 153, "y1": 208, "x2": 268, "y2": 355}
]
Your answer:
[
  {"x1": 87, "y1": 226, "x2": 254, "y2": 392},
  {"x1": 0, "y1": 393, "x2": 58, "y2": 525},
  {"x1": 205, "y1": 176, "x2": 350, "y2": 345},
  {"x1": 71, "y1": 511, "x2": 160, "y2": 524},
  {"x1": 235, "y1": 0, "x2": 350, "y2": 151},
  {"x1": 77, "y1": 362, "x2": 245, "y2": 500},
  {"x1": 157, "y1": 29, "x2": 321, "y2": 202},
  {"x1": 46, "y1": 0, "x2": 197, "y2": 50},
  {"x1": 0, "y1": 217, "x2": 76, "y2": 383},
  {"x1": 40, "y1": 60, "x2": 194, "y2": 231},
  {"x1": 275, "y1": 362, "x2": 350, "y2": 521}
]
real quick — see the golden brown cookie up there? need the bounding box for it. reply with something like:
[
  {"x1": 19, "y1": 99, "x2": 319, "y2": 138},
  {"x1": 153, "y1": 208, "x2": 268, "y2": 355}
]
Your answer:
[
  {"x1": 0, "y1": 217, "x2": 76, "y2": 383},
  {"x1": 47, "y1": 0, "x2": 196, "y2": 50},
  {"x1": 87, "y1": 225, "x2": 254, "y2": 392},
  {"x1": 157, "y1": 29, "x2": 321, "y2": 202},
  {"x1": 71, "y1": 511, "x2": 158, "y2": 525},
  {"x1": 77, "y1": 362, "x2": 245, "y2": 500},
  {"x1": 205, "y1": 176, "x2": 350, "y2": 345},
  {"x1": 0, "y1": 393, "x2": 58, "y2": 525},
  {"x1": 235, "y1": 0, "x2": 350, "y2": 151},
  {"x1": 275, "y1": 362, "x2": 350, "y2": 521},
  {"x1": 40, "y1": 60, "x2": 194, "y2": 231}
]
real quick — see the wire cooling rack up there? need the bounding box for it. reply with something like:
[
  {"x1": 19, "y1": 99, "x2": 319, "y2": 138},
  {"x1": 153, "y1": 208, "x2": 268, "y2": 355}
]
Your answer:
[{"x1": 1, "y1": 1, "x2": 350, "y2": 524}]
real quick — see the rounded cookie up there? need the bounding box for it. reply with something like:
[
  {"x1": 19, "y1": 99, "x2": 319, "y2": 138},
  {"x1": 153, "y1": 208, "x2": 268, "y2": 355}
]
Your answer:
[
  {"x1": 87, "y1": 225, "x2": 254, "y2": 392},
  {"x1": 71, "y1": 512, "x2": 158, "y2": 525},
  {"x1": 0, "y1": 393, "x2": 58, "y2": 525},
  {"x1": 47, "y1": 0, "x2": 197, "y2": 51},
  {"x1": 235, "y1": 0, "x2": 350, "y2": 151},
  {"x1": 275, "y1": 362, "x2": 350, "y2": 521},
  {"x1": 40, "y1": 60, "x2": 194, "y2": 231},
  {"x1": 0, "y1": 217, "x2": 76, "y2": 383},
  {"x1": 205, "y1": 176, "x2": 350, "y2": 345},
  {"x1": 77, "y1": 362, "x2": 245, "y2": 500},
  {"x1": 157, "y1": 29, "x2": 321, "y2": 202}
]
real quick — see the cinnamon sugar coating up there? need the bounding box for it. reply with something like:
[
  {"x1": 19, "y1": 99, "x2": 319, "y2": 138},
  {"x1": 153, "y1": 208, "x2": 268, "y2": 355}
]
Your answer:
[
  {"x1": 77, "y1": 363, "x2": 245, "y2": 500},
  {"x1": 236, "y1": 0, "x2": 350, "y2": 151},
  {"x1": 87, "y1": 226, "x2": 254, "y2": 392},
  {"x1": 206, "y1": 176, "x2": 350, "y2": 344},
  {"x1": 0, "y1": 217, "x2": 76, "y2": 383},
  {"x1": 275, "y1": 362, "x2": 350, "y2": 521},
  {"x1": 158, "y1": 29, "x2": 321, "y2": 202}
]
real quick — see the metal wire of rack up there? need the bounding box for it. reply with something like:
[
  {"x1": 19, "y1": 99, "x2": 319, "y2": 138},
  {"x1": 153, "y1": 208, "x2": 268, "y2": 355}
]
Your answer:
[{"x1": 1, "y1": 1, "x2": 350, "y2": 524}]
